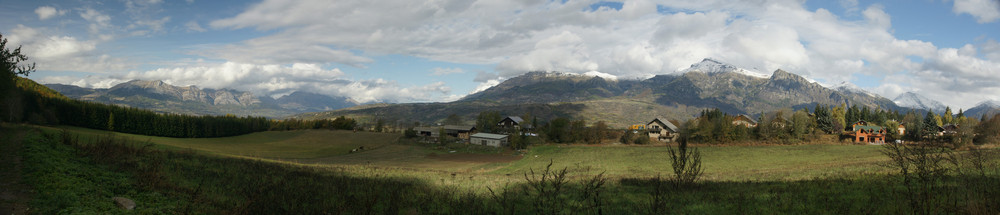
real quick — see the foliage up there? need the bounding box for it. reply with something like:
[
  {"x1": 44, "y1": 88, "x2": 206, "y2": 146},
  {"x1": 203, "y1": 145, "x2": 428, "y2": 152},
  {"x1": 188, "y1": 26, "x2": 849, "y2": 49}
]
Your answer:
[
  {"x1": 831, "y1": 103, "x2": 847, "y2": 132},
  {"x1": 922, "y1": 111, "x2": 940, "y2": 141},
  {"x1": 880, "y1": 141, "x2": 958, "y2": 214},
  {"x1": 0, "y1": 33, "x2": 35, "y2": 92},
  {"x1": 975, "y1": 114, "x2": 1000, "y2": 144},
  {"x1": 444, "y1": 113, "x2": 463, "y2": 125},
  {"x1": 475, "y1": 111, "x2": 503, "y2": 133},
  {"x1": 544, "y1": 117, "x2": 572, "y2": 143},
  {"x1": 19, "y1": 129, "x2": 180, "y2": 213},
  {"x1": 814, "y1": 104, "x2": 834, "y2": 133},
  {"x1": 790, "y1": 108, "x2": 813, "y2": 140},
  {"x1": 943, "y1": 107, "x2": 953, "y2": 125},
  {"x1": 404, "y1": 127, "x2": 418, "y2": 138},
  {"x1": 668, "y1": 133, "x2": 703, "y2": 185}
]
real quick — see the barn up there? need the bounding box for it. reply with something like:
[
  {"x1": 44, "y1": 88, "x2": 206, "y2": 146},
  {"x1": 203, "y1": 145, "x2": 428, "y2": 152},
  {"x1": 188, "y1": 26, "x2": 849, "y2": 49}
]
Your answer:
[{"x1": 470, "y1": 133, "x2": 509, "y2": 147}]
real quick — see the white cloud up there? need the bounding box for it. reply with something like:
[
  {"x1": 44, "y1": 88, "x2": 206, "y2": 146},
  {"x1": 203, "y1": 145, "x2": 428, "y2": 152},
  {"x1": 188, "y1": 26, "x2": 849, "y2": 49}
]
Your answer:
[
  {"x1": 185, "y1": 21, "x2": 207, "y2": 32},
  {"x1": 128, "y1": 16, "x2": 171, "y2": 36},
  {"x1": 40, "y1": 0, "x2": 990, "y2": 106},
  {"x1": 35, "y1": 6, "x2": 64, "y2": 20},
  {"x1": 431, "y1": 67, "x2": 464, "y2": 76},
  {"x1": 7, "y1": 25, "x2": 129, "y2": 73},
  {"x1": 79, "y1": 8, "x2": 113, "y2": 40},
  {"x1": 496, "y1": 31, "x2": 600, "y2": 76},
  {"x1": 122, "y1": 0, "x2": 172, "y2": 36},
  {"x1": 53, "y1": 62, "x2": 455, "y2": 103},
  {"x1": 953, "y1": 0, "x2": 1000, "y2": 23},
  {"x1": 470, "y1": 79, "x2": 501, "y2": 94},
  {"x1": 983, "y1": 39, "x2": 1000, "y2": 61}
]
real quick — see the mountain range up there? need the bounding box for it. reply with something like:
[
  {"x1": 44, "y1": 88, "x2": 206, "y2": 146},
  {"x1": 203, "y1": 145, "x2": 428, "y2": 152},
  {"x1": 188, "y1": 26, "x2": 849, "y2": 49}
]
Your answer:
[
  {"x1": 298, "y1": 59, "x2": 906, "y2": 127},
  {"x1": 46, "y1": 58, "x2": 1000, "y2": 125},
  {"x1": 965, "y1": 100, "x2": 1000, "y2": 119},
  {"x1": 46, "y1": 80, "x2": 357, "y2": 118},
  {"x1": 893, "y1": 92, "x2": 947, "y2": 113}
]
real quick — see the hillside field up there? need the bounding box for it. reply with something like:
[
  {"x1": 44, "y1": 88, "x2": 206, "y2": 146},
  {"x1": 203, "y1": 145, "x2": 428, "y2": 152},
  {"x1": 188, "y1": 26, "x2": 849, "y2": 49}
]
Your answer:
[{"x1": 47, "y1": 126, "x2": 896, "y2": 182}]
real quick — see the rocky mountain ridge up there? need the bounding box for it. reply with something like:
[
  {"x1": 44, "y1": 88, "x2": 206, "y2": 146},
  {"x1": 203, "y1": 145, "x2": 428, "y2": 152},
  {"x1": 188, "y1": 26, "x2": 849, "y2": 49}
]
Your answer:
[
  {"x1": 303, "y1": 58, "x2": 906, "y2": 126},
  {"x1": 46, "y1": 80, "x2": 357, "y2": 118}
]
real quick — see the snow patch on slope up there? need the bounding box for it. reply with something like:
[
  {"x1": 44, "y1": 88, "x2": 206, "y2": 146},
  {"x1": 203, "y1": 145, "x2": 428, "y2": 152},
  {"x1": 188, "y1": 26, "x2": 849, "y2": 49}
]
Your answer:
[
  {"x1": 892, "y1": 91, "x2": 946, "y2": 112},
  {"x1": 833, "y1": 81, "x2": 879, "y2": 98},
  {"x1": 682, "y1": 58, "x2": 771, "y2": 79}
]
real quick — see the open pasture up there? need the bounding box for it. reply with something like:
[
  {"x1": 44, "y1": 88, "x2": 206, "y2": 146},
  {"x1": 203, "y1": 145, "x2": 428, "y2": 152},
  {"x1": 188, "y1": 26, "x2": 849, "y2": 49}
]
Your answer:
[{"x1": 50, "y1": 126, "x2": 896, "y2": 182}]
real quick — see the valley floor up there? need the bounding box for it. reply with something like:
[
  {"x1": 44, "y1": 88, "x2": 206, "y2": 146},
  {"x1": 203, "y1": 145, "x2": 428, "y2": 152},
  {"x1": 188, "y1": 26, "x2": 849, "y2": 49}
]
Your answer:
[{"x1": 4, "y1": 124, "x2": 1000, "y2": 214}]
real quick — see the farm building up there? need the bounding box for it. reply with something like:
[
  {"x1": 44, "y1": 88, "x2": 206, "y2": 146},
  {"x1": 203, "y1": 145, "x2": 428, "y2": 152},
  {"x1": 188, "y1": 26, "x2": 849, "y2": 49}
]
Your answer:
[
  {"x1": 444, "y1": 125, "x2": 477, "y2": 140},
  {"x1": 646, "y1": 118, "x2": 679, "y2": 142},
  {"x1": 498, "y1": 116, "x2": 533, "y2": 131},
  {"x1": 732, "y1": 114, "x2": 758, "y2": 128},
  {"x1": 414, "y1": 125, "x2": 477, "y2": 142},
  {"x1": 470, "y1": 133, "x2": 509, "y2": 147},
  {"x1": 849, "y1": 121, "x2": 886, "y2": 144}
]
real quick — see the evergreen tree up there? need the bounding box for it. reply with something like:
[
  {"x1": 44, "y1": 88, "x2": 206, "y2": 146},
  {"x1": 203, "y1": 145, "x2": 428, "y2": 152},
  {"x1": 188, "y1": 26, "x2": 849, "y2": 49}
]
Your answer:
[
  {"x1": 846, "y1": 104, "x2": 860, "y2": 126},
  {"x1": 814, "y1": 104, "x2": 833, "y2": 133},
  {"x1": 922, "y1": 110, "x2": 939, "y2": 140},
  {"x1": 957, "y1": 108, "x2": 966, "y2": 122},
  {"x1": 942, "y1": 107, "x2": 953, "y2": 125}
]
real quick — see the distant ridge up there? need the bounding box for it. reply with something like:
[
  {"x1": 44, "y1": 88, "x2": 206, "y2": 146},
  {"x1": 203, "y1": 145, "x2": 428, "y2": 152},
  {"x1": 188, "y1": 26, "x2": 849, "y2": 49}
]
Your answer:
[
  {"x1": 966, "y1": 100, "x2": 1000, "y2": 119},
  {"x1": 300, "y1": 58, "x2": 903, "y2": 127},
  {"x1": 892, "y1": 92, "x2": 946, "y2": 113},
  {"x1": 45, "y1": 80, "x2": 357, "y2": 118}
]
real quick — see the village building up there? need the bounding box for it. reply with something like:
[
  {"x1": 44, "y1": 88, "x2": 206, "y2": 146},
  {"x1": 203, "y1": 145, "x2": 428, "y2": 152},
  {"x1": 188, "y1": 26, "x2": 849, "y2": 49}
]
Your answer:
[
  {"x1": 732, "y1": 114, "x2": 758, "y2": 128},
  {"x1": 646, "y1": 118, "x2": 679, "y2": 142},
  {"x1": 470, "y1": 133, "x2": 509, "y2": 147},
  {"x1": 498, "y1": 116, "x2": 533, "y2": 132},
  {"x1": 413, "y1": 125, "x2": 477, "y2": 142},
  {"x1": 897, "y1": 124, "x2": 906, "y2": 136},
  {"x1": 940, "y1": 124, "x2": 959, "y2": 136},
  {"x1": 849, "y1": 120, "x2": 886, "y2": 144}
]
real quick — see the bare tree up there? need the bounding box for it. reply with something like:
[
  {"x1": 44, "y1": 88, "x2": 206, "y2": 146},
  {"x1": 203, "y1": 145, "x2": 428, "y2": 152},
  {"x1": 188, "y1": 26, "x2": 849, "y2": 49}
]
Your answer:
[{"x1": 667, "y1": 133, "x2": 702, "y2": 185}]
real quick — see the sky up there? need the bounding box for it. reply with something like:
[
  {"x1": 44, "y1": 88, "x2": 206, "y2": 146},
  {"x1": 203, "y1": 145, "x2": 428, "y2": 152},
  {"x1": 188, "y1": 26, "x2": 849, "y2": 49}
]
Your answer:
[{"x1": 1, "y1": 0, "x2": 998, "y2": 110}]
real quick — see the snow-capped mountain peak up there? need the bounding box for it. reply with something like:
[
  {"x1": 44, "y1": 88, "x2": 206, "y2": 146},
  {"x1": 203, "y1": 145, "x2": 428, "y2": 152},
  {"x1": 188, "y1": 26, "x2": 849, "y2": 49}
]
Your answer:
[
  {"x1": 893, "y1": 91, "x2": 946, "y2": 112},
  {"x1": 973, "y1": 100, "x2": 1000, "y2": 109},
  {"x1": 833, "y1": 81, "x2": 878, "y2": 98},
  {"x1": 682, "y1": 58, "x2": 770, "y2": 79}
]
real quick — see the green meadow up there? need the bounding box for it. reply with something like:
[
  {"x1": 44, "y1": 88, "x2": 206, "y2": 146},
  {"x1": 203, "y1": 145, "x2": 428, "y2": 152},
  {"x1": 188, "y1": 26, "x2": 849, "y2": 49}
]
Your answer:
[{"x1": 5, "y1": 124, "x2": 1000, "y2": 214}]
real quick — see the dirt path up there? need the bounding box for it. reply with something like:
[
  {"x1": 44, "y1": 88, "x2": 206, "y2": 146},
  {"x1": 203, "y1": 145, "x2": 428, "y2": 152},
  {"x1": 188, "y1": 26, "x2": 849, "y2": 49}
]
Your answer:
[{"x1": 0, "y1": 126, "x2": 32, "y2": 215}]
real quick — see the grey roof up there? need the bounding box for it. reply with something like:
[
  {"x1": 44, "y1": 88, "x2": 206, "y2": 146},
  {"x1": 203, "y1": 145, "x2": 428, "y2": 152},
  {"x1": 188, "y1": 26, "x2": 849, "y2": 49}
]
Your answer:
[
  {"x1": 500, "y1": 116, "x2": 533, "y2": 129},
  {"x1": 443, "y1": 125, "x2": 475, "y2": 132},
  {"x1": 648, "y1": 118, "x2": 679, "y2": 132},
  {"x1": 471, "y1": 133, "x2": 508, "y2": 139},
  {"x1": 506, "y1": 116, "x2": 525, "y2": 124}
]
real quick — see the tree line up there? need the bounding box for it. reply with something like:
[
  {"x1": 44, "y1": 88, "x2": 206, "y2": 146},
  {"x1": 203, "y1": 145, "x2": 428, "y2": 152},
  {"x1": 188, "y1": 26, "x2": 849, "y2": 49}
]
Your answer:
[{"x1": 469, "y1": 102, "x2": 1000, "y2": 148}]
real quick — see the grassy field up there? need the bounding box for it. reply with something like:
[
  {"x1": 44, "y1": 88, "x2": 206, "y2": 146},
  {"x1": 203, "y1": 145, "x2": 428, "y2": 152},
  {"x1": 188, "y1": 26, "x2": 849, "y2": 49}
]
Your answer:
[
  {"x1": 44, "y1": 125, "x2": 896, "y2": 181},
  {"x1": 7, "y1": 124, "x2": 1000, "y2": 214}
]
